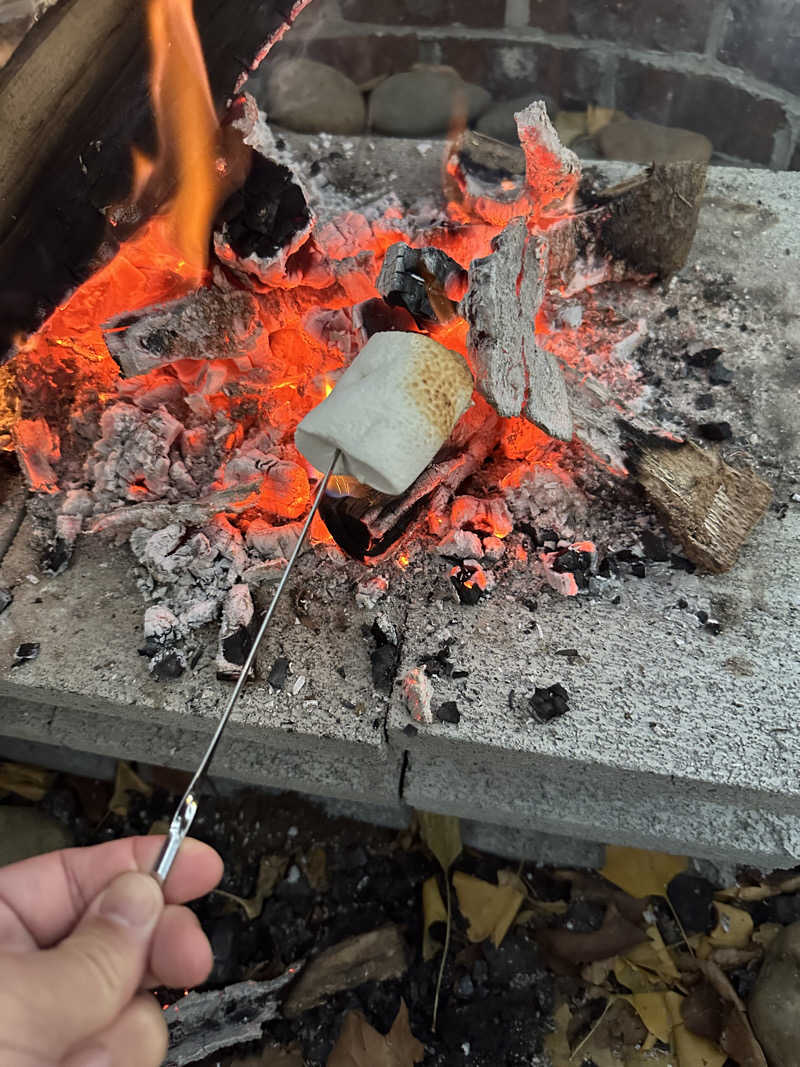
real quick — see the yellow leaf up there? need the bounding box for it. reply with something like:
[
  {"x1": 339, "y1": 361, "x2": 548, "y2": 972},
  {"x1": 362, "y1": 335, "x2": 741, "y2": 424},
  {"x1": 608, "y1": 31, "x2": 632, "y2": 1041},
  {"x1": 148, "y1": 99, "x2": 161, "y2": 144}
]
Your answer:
[
  {"x1": 497, "y1": 867, "x2": 527, "y2": 896},
  {"x1": 422, "y1": 876, "x2": 447, "y2": 961},
  {"x1": 327, "y1": 999, "x2": 424, "y2": 1067},
  {"x1": 706, "y1": 902, "x2": 753, "y2": 949},
  {"x1": 623, "y1": 992, "x2": 671, "y2": 1043},
  {"x1": 214, "y1": 855, "x2": 287, "y2": 921},
  {"x1": 453, "y1": 871, "x2": 523, "y2": 947},
  {"x1": 0, "y1": 761, "x2": 56, "y2": 802},
  {"x1": 417, "y1": 811, "x2": 461, "y2": 873},
  {"x1": 108, "y1": 761, "x2": 152, "y2": 816},
  {"x1": 665, "y1": 991, "x2": 727, "y2": 1067},
  {"x1": 600, "y1": 844, "x2": 687, "y2": 899},
  {"x1": 613, "y1": 957, "x2": 663, "y2": 993},
  {"x1": 623, "y1": 925, "x2": 681, "y2": 984}
]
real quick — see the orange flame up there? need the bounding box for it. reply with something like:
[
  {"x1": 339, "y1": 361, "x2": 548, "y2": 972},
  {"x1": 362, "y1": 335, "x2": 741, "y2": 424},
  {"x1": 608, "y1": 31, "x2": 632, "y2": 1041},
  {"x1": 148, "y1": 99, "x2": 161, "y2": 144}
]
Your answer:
[{"x1": 146, "y1": 0, "x2": 220, "y2": 277}]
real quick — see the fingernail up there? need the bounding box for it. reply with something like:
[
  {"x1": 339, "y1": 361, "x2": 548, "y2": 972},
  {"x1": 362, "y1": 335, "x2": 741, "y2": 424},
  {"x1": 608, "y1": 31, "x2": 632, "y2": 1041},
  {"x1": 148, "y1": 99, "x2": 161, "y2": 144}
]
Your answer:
[{"x1": 98, "y1": 872, "x2": 161, "y2": 931}]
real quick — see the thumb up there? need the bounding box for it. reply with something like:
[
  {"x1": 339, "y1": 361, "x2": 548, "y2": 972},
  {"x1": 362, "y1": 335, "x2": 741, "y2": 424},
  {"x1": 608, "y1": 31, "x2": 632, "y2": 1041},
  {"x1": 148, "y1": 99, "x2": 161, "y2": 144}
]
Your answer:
[{"x1": 14, "y1": 871, "x2": 163, "y2": 1060}]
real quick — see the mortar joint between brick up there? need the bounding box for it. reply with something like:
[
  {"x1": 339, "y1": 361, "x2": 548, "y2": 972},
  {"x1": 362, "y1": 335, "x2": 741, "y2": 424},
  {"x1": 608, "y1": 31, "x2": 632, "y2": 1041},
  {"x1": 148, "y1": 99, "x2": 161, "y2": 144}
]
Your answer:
[{"x1": 704, "y1": 0, "x2": 732, "y2": 58}]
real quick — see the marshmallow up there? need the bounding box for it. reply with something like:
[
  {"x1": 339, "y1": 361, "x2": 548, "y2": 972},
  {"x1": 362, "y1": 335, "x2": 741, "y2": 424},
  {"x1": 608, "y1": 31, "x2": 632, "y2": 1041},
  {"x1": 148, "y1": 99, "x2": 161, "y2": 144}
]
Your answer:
[{"x1": 294, "y1": 331, "x2": 474, "y2": 496}]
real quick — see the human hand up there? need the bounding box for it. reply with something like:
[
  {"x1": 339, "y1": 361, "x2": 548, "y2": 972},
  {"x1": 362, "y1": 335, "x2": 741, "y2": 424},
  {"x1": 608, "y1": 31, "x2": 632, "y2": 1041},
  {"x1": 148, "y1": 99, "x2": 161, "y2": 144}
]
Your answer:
[{"x1": 0, "y1": 835, "x2": 223, "y2": 1066}]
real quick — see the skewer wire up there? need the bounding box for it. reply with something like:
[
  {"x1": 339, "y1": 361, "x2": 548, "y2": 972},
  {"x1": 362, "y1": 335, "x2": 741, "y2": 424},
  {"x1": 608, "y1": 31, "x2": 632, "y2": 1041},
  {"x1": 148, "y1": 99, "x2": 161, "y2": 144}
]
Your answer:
[{"x1": 152, "y1": 450, "x2": 341, "y2": 886}]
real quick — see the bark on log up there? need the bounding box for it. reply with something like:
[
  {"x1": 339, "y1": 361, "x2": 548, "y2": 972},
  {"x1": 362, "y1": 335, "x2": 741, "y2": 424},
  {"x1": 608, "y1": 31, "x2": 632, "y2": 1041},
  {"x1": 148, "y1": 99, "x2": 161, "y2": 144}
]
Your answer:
[
  {"x1": 595, "y1": 161, "x2": 708, "y2": 279},
  {"x1": 0, "y1": 0, "x2": 315, "y2": 356}
]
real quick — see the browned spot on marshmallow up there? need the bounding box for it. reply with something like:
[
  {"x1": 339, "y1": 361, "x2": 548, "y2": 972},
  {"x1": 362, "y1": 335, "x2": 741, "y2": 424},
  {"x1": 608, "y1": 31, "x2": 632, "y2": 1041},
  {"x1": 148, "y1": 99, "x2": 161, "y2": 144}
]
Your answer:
[{"x1": 407, "y1": 335, "x2": 474, "y2": 444}]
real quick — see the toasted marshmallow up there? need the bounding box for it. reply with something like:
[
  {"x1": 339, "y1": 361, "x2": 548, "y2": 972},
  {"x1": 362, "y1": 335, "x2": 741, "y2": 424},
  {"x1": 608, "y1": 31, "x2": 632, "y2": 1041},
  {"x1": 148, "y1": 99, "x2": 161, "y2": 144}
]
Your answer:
[{"x1": 295, "y1": 331, "x2": 474, "y2": 496}]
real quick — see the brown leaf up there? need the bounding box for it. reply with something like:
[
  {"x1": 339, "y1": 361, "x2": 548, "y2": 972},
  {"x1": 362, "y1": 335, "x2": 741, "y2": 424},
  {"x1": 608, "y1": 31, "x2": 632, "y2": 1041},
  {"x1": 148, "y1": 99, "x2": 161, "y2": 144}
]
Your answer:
[
  {"x1": 214, "y1": 855, "x2": 288, "y2": 921},
  {"x1": 452, "y1": 871, "x2": 523, "y2": 947},
  {"x1": 666, "y1": 991, "x2": 727, "y2": 1067},
  {"x1": 538, "y1": 904, "x2": 648, "y2": 965},
  {"x1": 108, "y1": 760, "x2": 152, "y2": 816},
  {"x1": 0, "y1": 760, "x2": 56, "y2": 802},
  {"x1": 285, "y1": 926, "x2": 407, "y2": 1018},
  {"x1": 600, "y1": 844, "x2": 687, "y2": 900},
  {"x1": 301, "y1": 846, "x2": 328, "y2": 892},
  {"x1": 422, "y1": 876, "x2": 447, "y2": 961},
  {"x1": 327, "y1": 999, "x2": 424, "y2": 1067},
  {"x1": 417, "y1": 811, "x2": 461, "y2": 873},
  {"x1": 682, "y1": 982, "x2": 725, "y2": 1043},
  {"x1": 690, "y1": 958, "x2": 768, "y2": 1067},
  {"x1": 717, "y1": 873, "x2": 800, "y2": 903}
]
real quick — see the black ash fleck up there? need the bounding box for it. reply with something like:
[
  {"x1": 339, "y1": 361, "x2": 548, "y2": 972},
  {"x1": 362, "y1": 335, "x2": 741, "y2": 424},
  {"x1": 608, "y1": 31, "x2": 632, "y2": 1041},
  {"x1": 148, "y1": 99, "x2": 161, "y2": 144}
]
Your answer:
[
  {"x1": 708, "y1": 363, "x2": 734, "y2": 385},
  {"x1": 13, "y1": 641, "x2": 40, "y2": 664},
  {"x1": 698, "y1": 421, "x2": 732, "y2": 442},
  {"x1": 268, "y1": 656, "x2": 290, "y2": 690}
]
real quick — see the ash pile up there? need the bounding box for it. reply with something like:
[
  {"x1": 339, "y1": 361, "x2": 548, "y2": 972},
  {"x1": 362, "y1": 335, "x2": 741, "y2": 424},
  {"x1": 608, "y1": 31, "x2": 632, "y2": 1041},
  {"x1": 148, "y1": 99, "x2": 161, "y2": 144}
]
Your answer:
[{"x1": 1, "y1": 97, "x2": 772, "y2": 680}]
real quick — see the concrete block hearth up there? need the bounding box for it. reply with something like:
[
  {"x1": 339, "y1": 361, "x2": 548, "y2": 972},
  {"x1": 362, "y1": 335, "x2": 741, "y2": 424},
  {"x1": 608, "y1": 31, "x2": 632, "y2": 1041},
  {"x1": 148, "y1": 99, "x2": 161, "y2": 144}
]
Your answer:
[{"x1": 1, "y1": 155, "x2": 799, "y2": 869}]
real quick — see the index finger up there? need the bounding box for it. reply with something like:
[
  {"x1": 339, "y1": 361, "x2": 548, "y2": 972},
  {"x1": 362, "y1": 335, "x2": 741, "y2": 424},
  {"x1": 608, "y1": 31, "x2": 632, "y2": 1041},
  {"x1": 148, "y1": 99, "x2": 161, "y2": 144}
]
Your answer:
[{"x1": 0, "y1": 836, "x2": 222, "y2": 949}]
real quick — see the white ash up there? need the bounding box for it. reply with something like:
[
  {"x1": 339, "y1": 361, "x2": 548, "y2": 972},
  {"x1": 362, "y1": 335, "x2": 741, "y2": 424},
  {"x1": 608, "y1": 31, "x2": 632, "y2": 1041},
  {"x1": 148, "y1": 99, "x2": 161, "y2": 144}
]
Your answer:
[
  {"x1": 355, "y1": 575, "x2": 388, "y2": 610},
  {"x1": 401, "y1": 666, "x2": 433, "y2": 724},
  {"x1": 246, "y1": 518, "x2": 302, "y2": 560},
  {"x1": 144, "y1": 604, "x2": 183, "y2": 641},
  {"x1": 437, "y1": 530, "x2": 483, "y2": 560},
  {"x1": 460, "y1": 217, "x2": 572, "y2": 441}
]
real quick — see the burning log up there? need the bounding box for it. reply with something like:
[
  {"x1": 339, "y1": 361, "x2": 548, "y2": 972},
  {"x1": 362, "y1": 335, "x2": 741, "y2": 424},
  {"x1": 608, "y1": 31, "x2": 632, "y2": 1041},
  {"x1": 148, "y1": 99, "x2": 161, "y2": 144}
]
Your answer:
[
  {"x1": 632, "y1": 438, "x2": 772, "y2": 573},
  {"x1": 295, "y1": 330, "x2": 474, "y2": 496},
  {"x1": 102, "y1": 287, "x2": 262, "y2": 377},
  {"x1": 515, "y1": 101, "x2": 581, "y2": 216},
  {"x1": 594, "y1": 162, "x2": 708, "y2": 278},
  {"x1": 460, "y1": 217, "x2": 573, "y2": 442},
  {"x1": 214, "y1": 145, "x2": 314, "y2": 289},
  {"x1": 376, "y1": 243, "x2": 465, "y2": 326}
]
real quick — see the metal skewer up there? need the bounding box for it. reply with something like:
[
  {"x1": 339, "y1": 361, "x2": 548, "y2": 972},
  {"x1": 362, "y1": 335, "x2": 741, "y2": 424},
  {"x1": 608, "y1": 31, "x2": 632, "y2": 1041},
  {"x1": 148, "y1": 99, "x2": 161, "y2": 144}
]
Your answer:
[{"x1": 152, "y1": 449, "x2": 341, "y2": 887}]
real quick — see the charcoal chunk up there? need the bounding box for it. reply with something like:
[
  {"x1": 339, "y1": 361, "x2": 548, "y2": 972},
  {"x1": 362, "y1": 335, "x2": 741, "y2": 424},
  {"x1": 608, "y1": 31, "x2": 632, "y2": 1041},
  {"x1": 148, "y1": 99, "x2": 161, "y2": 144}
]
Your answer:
[
  {"x1": 268, "y1": 656, "x2": 290, "y2": 690},
  {"x1": 0, "y1": 588, "x2": 12, "y2": 615},
  {"x1": 529, "y1": 683, "x2": 569, "y2": 723},
  {"x1": 667, "y1": 872, "x2": 716, "y2": 934},
  {"x1": 435, "y1": 700, "x2": 461, "y2": 724},
  {"x1": 708, "y1": 363, "x2": 734, "y2": 385},
  {"x1": 687, "y1": 347, "x2": 722, "y2": 368},
  {"x1": 698, "y1": 420, "x2": 732, "y2": 442}
]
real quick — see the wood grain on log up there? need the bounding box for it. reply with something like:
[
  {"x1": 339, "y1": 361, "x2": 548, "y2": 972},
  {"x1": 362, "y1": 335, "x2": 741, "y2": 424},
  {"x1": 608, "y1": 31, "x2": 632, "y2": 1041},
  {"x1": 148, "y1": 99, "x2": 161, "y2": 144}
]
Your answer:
[{"x1": 635, "y1": 440, "x2": 772, "y2": 573}]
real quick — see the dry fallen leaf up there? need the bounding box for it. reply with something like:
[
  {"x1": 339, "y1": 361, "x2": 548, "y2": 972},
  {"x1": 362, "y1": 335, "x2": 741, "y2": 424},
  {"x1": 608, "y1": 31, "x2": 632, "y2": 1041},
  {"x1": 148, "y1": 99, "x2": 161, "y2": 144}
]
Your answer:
[
  {"x1": 215, "y1": 855, "x2": 288, "y2": 921},
  {"x1": 613, "y1": 956, "x2": 663, "y2": 993},
  {"x1": 623, "y1": 991, "x2": 671, "y2": 1044},
  {"x1": 717, "y1": 874, "x2": 800, "y2": 903},
  {"x1": 601, "y1": 844, "x2": 687, "y2": 900},
  {"x1": 453, "y1": 871, "x2": 523, "y2": 947},
  {"x1": 0, "y1": 760, "x2": 56, "y2": 802},
  {"x1": 109, "y1": 760, "x2": 152, "y2": 816},
  {"x1": 301, "y1": 846, "x2": 328, "y2": 892},
  {"x1": 422, "y1": 876, "x2": 447, "y2": 961},
  {"x1": 327, "y1": 999, "x2": 424, "y2": 1067},
  {"x1": 417, "y1": 811, "x2": 461, "y2": 873},
  {"x1": 705, "y1": 903, "x2": 753, "y2": 950},
  {"x1": 538, "y1": 904, "x2": 648, "y2": 965},
  {"x1": 227, "y1": 1044, "x2": 305, "y2": 1066},
  {"x1": 666, "y1": 991, "x2": 727, "y2": 1067},
  {"x1": 623, "y1": 924, "x2": 681, "y2": 984}
]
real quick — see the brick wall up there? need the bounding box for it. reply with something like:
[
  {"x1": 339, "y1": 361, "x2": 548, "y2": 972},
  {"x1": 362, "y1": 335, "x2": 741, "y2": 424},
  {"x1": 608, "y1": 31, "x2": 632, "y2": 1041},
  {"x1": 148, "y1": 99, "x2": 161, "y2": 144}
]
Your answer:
[{"x1": 273, "y1": 0, "x2": 800, "y2": 168}]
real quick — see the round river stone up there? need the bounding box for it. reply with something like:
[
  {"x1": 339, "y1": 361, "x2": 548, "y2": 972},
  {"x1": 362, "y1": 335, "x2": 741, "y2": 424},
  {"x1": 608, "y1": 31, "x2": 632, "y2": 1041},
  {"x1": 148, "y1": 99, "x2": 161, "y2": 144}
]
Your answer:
[
  {"x1": 369, "y1": 70, "x2": 491, "y2": 137},
  {"x1": 262, "y1": 58, "x2": 365, "y2": 135}
]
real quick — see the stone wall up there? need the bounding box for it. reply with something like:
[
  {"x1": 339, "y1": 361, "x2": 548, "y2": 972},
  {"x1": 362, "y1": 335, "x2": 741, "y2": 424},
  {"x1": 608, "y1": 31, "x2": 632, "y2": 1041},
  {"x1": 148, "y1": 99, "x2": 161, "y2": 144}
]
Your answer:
[{"x1": 274, "y1": 0, "x2": 800, "y2": 168}]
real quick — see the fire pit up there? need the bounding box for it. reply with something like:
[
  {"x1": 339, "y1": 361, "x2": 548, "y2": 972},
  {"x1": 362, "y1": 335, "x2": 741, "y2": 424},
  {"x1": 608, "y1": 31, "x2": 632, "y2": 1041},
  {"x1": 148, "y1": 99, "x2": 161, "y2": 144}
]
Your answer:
[{"x1": 1, "y1": 0, "x2": 799, "y2": 869}]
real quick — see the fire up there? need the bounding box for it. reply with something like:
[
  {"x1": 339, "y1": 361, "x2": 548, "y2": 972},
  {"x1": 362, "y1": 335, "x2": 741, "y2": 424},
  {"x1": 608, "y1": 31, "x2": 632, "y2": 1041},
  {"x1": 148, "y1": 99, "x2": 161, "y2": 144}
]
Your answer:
[{"x1": 145, "y1": 0, "x2": 220, "y2": 277}]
